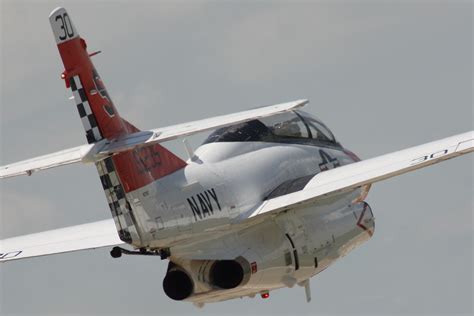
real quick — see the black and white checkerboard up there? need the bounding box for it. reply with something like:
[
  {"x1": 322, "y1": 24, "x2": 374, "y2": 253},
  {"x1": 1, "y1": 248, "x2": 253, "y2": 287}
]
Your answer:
[
  {"x1": 69, "y1": 75, "x2": 140, "y2": 245},
  {"x1": 97, "y1": 157, "x2": 141, "y2": 245},
  {"x1": 70, "y1": 75, "x2": 102, "y2": 144}
]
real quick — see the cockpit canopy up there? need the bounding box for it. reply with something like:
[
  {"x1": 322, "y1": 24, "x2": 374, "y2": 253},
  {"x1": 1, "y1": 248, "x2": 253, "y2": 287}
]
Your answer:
[{"x1": 203, "y1": 111, "x2": 338, "y2": 146}]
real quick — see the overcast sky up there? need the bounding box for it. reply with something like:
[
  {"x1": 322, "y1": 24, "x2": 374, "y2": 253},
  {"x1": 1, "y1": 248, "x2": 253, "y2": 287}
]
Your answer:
[{"x1": 1, "y1": 1, "x2": 472, "y2": 315}]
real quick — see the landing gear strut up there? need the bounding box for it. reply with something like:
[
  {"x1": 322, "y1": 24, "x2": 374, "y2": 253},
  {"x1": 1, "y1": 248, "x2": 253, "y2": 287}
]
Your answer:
[{"x1": 110, "y1": 246, "x2": 170, "y2": 259}]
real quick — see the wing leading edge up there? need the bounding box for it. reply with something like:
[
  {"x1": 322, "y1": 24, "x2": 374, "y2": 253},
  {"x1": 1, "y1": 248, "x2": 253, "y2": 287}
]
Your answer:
[
  {"x1": 248, "y1": 131, "x2": 473, "y2": 218},
  {"x1": 0, "y1": 219, "x2": 123, "y2": 262}
]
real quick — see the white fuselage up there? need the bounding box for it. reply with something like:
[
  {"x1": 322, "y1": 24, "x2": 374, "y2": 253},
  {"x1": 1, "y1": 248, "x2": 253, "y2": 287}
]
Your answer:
[{"x1": 123, "y1": 141, "x2": 375, "y2": 303}]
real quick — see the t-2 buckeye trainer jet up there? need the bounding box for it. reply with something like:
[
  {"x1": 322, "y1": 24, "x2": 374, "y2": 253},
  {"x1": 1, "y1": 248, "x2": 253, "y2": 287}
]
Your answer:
[{"x1": 1, "y1": 7, "x2": 472, "y2": 306}]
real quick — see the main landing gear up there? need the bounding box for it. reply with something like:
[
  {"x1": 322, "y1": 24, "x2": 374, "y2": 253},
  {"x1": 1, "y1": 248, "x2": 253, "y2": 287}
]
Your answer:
[{"x1": 110, "y1": 246, "x2": 170, "y2": 260}]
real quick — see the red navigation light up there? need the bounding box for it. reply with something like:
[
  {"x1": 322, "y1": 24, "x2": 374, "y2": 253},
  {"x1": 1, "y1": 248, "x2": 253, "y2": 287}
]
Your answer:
[
  {"x1": 61, "y1": 71, "x2": 70, "y2": 88},
  {"x1": 261, "y1": 292, "x2": 270, "y2": 299}
]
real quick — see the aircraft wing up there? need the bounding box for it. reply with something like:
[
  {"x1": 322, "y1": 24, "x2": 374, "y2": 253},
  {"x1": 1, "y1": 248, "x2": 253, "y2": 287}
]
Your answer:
[
  {"x1": 0, "y1": 144, "x2": 94, "y2": 179},
  {"x1": 248, "y1": 131, "x2": 473, "y2": 218},
  {"x1": 0, "y1": 219, "x2": 123, "y2": 262},
  {"x1": 97, "y1": 99, "x2": 308, "y2": 155},
  {"x1": 1, "y1": 100, "x2": 307, "y2": 178}
]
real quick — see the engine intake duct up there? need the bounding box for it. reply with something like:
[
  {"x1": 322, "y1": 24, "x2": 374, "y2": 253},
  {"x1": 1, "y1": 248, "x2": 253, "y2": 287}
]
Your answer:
[
  {"x1": 209, "y1": 260, "x2": 245, "y2": 289},
  {"x1": 163, "y1": 264, "x2": 194, "y2": 301}
]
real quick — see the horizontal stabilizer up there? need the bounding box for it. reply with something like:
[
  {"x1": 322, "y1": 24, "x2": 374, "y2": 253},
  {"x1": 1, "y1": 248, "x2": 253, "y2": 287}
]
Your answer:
[{"x1": 0, "y1": 219, "x2": 123, "y2": 262}]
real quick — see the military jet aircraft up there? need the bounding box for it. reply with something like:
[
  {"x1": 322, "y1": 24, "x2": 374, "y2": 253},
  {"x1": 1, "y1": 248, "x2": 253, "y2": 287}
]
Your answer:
[{"x1": 1, "y1": 7, "x2": 472, "y2": 306}]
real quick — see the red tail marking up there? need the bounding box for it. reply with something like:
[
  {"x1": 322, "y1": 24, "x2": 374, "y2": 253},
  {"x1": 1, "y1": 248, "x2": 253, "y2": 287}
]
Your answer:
[
  {"x1": 57, "y1": 37, "x2": 125, "y2": 139},
  {"x1": 56, "y1": 38, "x2": 186, "y2": 192},
  {"x1": 113, "y1": 118, "x2": 186, "y2": 192},
  {"x1": 113, "y1": 145, "x2": 186, "y2": 193}
]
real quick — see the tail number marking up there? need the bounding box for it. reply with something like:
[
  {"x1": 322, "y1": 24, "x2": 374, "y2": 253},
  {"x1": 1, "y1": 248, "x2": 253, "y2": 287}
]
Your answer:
[
  {"x1": 0, "y1": 251, "x2": 22, "y2": 260},
  {"x1": 55, "y1": 13, "x2": 74, "y2": 41},
  {"x1": 410, "y1": 149, "x2": 450, "y2": 166},
  {"x1": 133, "y1": 146, "x2": 161, "y2": 174}
]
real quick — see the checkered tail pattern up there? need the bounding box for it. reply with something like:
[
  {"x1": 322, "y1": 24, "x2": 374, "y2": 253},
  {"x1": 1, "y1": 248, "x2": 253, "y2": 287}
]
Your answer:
[
  {"x1": 96, "y1": 158, "x2": 141, "y2": 244},
  {"x1": 70, "y1": 75, "x2": 102, "y2": 144},
  {"x1": 69, "y1": 75, "x2": 141, "y2": 245}
]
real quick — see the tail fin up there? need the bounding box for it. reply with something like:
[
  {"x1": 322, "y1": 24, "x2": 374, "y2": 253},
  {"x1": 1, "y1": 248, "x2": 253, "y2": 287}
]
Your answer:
[
  {"x1": 49, "y1": 8, "x2": 186, "y2": 246},
  {"x1": 49, "y1": 7, "x2": 127, "y2": 141}
]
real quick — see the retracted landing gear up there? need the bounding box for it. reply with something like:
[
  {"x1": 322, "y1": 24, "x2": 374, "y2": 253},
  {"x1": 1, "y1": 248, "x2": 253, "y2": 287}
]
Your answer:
[{"x1": 110, "y1": 246, "x2": 170, "y2": 260}]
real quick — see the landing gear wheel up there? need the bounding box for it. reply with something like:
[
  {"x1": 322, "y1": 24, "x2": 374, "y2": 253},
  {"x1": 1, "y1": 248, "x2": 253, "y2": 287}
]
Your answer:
[{"x1": 110, "y1": 247, "x2": 122, "y2": 258}]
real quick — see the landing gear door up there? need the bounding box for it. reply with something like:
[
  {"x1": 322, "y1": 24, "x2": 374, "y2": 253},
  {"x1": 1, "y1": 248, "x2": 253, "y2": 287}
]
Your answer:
[{"x1": 277, "y1": 211, "x2": 313, "y2": 271}]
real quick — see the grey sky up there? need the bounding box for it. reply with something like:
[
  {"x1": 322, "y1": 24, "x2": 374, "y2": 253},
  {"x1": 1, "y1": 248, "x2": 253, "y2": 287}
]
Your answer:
[{"x1": 1, "y1": 1, "x2": 472, "y2": 315}]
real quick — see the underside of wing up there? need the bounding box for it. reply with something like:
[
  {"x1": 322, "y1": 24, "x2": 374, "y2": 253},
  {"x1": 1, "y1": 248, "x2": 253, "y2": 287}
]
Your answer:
[
  {"x1": 0, "y1": 219, "x2": 123, "y2": 262},
  {"x1": 248, "y1": 131, "x2": 473, "y2": 218}
]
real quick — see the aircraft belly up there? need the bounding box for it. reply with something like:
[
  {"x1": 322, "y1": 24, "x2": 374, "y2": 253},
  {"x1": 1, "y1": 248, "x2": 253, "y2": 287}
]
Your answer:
[{"x1": 177, "y1": 190, "x2": 375, "y2": 304}]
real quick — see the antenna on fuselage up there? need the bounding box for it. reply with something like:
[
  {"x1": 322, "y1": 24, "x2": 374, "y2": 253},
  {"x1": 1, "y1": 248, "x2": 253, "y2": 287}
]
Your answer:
[
  {"x1": 299, "y1": 279, "x2": 312, "y2": 303},
  {"x1": 183, "y1": 138, "x2": 198, "y2": 162}
]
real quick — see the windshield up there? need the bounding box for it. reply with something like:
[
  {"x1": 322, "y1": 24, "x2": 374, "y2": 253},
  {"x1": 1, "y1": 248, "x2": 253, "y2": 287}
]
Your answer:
[
  {"x1": 296, "y1": 110, "x2": 336, "y2": 142},
  {"x1": 203, "y1": 119, "x2": 272, "y2": 143},
  {"x1": 259, "y1": 113, "x2": 309, "y2": 138}
]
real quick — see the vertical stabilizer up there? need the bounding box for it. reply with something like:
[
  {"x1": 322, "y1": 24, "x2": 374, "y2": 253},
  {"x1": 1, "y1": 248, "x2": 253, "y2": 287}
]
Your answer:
[
  {"x1": 49, "y1": 7, "x2": 125, "y2": 142},
  {"x1": 49, "y1": 7, "x2": 186, "y2": 246}
]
